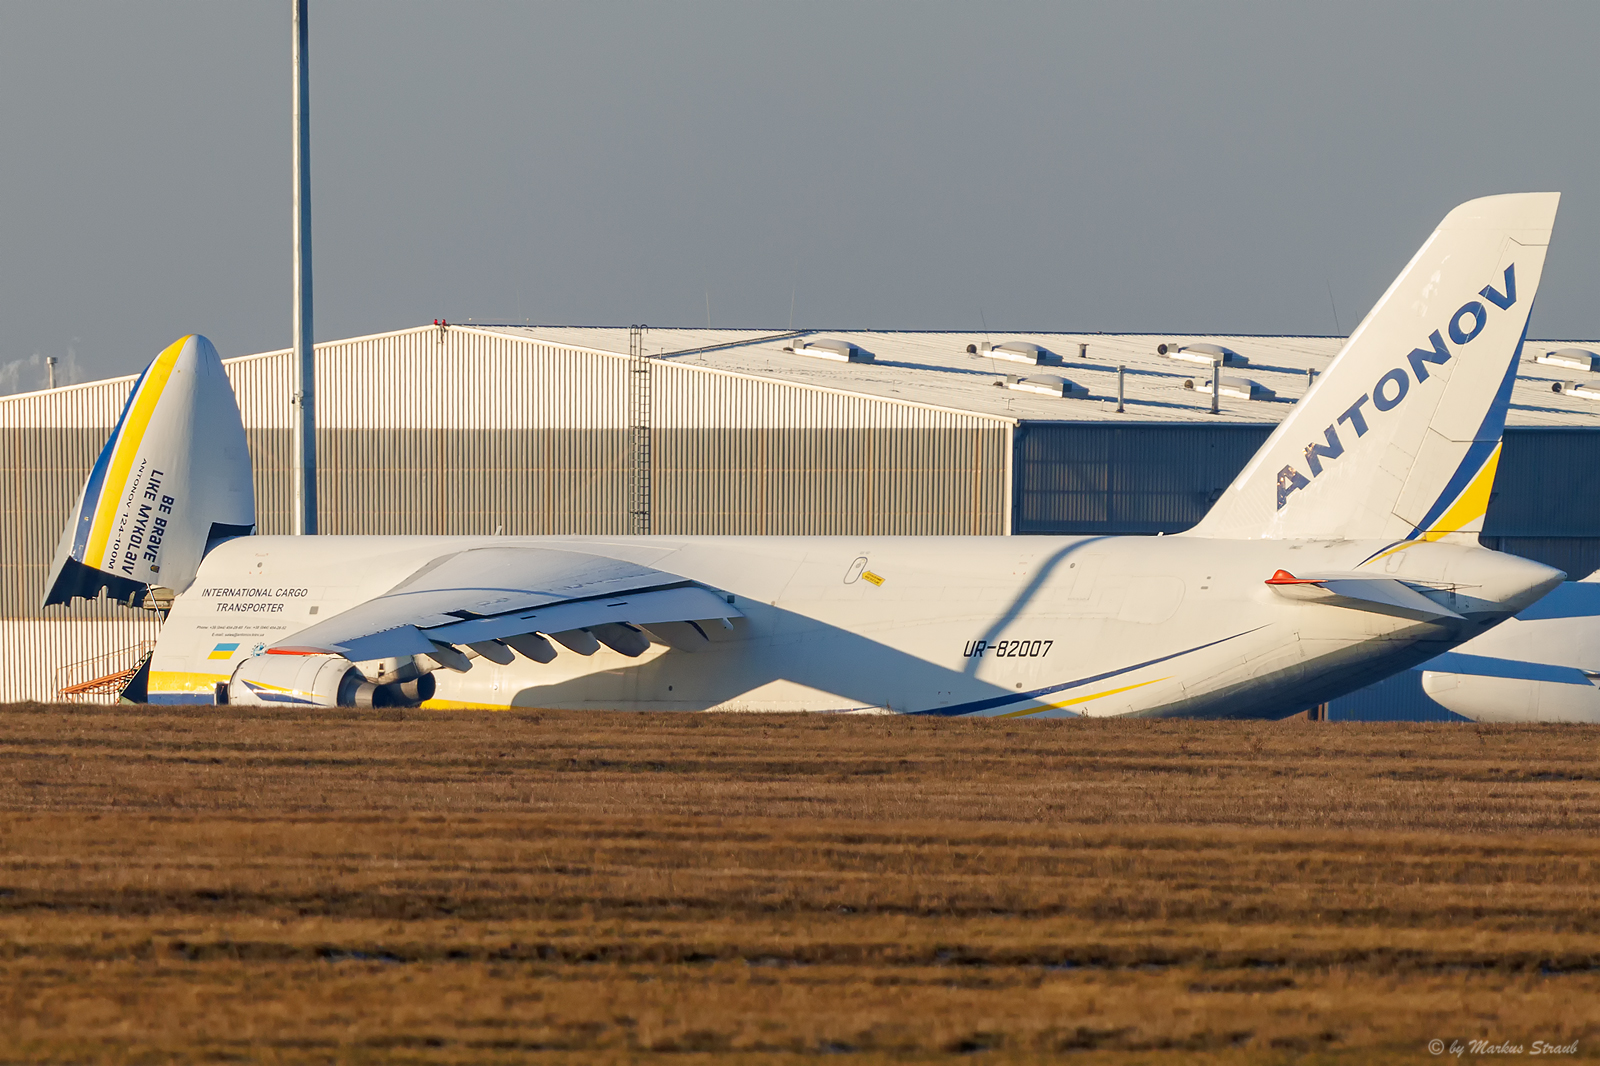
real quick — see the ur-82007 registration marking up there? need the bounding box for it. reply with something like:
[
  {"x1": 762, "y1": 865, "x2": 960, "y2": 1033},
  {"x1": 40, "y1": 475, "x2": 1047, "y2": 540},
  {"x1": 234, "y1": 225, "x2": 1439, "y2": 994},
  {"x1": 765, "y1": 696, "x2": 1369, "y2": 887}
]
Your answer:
[{"x1": 962, "y1": 639, "x2": 1054, "y2": 659}]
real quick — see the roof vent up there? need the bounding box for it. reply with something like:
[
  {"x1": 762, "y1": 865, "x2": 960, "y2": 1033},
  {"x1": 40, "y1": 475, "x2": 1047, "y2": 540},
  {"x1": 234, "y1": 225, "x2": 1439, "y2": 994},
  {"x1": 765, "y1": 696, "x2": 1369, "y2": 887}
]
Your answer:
[
  {"x1": 1553, "y1": 380, "x2": 1600, "y2": 400},
  {"x1": 978, "y1": 340, "x2": 1053, "y2": 365},
  {"x1": 787, "y1": 338, "x2": 874, "y2": 363},
  {"x1": 1166, "y1": 342, "x2": 1248, "y2": 367},
  {"x1": 1184, "y1": 375, "x2": 1274, "y2": 401},
  {"x1": 1536, "y1": 347, "x2": 1600, "y2": 372},
  {"x1": 1003, "y1": 374, "x2": 1088, "y2": 399}
]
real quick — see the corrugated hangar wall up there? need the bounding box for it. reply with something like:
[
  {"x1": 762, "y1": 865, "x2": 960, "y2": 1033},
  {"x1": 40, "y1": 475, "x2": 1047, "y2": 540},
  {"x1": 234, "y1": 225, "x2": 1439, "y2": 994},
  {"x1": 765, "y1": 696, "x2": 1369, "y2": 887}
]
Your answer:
[
  {"x1": 7, "y1": 323, "x2": 1599, "y2": 706},
  {"x1": 1012, "y1": 424, "x2": 1273, "y2": 535},
  {"x1": 1011, "y1": 422, "x2": 1600, "y2": 578},
  {"x1": 228, "y1": 326, "x2": 1011, "y2": 538},
  {"x1": 0, "y1": 326, "x2": 1012, "y2": 701}
]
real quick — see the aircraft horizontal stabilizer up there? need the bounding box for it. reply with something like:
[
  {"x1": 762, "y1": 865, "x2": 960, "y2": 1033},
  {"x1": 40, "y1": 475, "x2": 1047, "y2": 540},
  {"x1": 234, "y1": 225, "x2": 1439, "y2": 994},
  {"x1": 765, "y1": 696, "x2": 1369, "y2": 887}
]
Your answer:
[
  {"x1": 1264, "y1": 570, "x2": 1462, "y2": 622},
  {"x1": 270, "y1": 546, "x2": 742, "y2": 665}
]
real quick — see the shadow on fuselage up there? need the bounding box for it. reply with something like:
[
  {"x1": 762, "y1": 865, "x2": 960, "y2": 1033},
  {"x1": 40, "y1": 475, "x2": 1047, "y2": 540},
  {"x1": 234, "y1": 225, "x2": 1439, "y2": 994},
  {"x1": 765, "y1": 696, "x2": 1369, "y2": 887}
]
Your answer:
[
  {"x1": 507, "y1": 597, "x2": 1028, "y2": 715},
  {"x1": 510, "y1": 538, "x2": 1126, "y2": 715},
  {"x1": 1132, "y1": 619, "x2": 1463, "y2": 719},
  {"x1": 505, "y1": 537, "x2": 1483, "y2": 719}
]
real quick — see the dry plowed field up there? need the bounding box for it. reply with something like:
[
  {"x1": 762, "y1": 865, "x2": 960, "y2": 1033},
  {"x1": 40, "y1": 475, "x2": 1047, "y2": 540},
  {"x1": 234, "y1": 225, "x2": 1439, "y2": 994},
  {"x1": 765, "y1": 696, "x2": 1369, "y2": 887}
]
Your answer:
[{"x1": 2, "y1": 704, "x2": 1599, "y2": 1064}]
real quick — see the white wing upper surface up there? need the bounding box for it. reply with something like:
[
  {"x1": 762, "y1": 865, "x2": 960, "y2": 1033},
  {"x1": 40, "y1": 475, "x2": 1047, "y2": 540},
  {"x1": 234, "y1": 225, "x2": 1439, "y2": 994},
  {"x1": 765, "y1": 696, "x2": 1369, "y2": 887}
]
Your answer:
[{"x1": 272, "y1": 546, "x2": 742, "y2": 662}]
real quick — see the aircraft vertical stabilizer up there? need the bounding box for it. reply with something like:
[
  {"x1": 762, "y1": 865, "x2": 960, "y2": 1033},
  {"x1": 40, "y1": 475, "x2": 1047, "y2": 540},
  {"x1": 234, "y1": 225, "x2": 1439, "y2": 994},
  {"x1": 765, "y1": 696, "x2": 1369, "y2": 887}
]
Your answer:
[
  {"x1": 43, "y1": 334, "x2": 254, "y2": 607},
  {"x1": 1191, "y1": 192, "x2": 1558, "y2": 542}
]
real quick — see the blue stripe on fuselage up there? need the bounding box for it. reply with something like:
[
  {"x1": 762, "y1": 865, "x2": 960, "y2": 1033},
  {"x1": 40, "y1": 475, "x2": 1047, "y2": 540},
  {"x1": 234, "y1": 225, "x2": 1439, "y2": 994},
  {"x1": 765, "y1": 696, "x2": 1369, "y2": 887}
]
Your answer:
[{"x1": 910, "y1": 626, "x2": 1266, "y2": 717}]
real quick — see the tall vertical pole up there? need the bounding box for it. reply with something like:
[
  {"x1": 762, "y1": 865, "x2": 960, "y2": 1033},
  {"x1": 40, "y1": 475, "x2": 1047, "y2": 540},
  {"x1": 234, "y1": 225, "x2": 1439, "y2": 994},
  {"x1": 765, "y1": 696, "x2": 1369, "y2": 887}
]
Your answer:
[{"x1": 291, "y1": 0, "x2": 317, "y2": 535}]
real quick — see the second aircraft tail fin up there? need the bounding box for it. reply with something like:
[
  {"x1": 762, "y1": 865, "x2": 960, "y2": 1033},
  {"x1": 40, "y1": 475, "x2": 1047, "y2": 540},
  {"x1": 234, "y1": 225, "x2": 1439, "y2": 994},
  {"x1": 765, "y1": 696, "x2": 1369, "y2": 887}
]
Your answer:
[
  {"x1": 43, "y1": 334, "x2": 254, "y2": 607},
  {"x1": 1191, "y1": 192, "x2": 1558, "y2": 542}
]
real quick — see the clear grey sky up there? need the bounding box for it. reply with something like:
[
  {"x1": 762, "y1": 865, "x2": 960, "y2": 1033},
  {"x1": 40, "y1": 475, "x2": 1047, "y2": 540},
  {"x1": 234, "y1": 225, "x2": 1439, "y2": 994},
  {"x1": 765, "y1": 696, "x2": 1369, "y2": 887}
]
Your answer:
[{"x1": 2, "y1": 1, "x2": 1597, "y2": 390}]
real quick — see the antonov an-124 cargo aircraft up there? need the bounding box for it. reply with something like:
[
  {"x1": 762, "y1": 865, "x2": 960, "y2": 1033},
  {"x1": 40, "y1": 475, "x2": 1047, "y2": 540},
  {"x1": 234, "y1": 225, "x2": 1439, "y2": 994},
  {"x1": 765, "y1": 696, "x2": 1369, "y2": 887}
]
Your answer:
[{"x1": 44, "y1": 193, "x2": 1567, "y2": 718}]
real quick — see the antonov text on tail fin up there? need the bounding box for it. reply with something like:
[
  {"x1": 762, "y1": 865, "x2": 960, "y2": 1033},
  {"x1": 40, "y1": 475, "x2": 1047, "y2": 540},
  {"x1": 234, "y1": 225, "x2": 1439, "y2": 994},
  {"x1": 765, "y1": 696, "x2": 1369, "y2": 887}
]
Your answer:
[{"x1": 48, "y1": 194, "x2": 1567, "y2": 717}]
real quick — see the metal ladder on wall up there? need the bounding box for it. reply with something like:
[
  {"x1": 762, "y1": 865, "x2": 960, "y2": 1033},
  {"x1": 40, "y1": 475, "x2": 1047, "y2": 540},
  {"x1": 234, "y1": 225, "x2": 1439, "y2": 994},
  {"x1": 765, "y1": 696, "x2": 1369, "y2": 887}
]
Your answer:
[{"x1": 628, "y1": 325, "x2": 651, "y2": 535}]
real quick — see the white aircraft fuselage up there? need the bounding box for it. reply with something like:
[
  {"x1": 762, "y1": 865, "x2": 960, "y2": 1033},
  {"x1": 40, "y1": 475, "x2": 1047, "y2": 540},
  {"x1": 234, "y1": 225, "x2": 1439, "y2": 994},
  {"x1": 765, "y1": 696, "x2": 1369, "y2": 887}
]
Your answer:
[{"x1": 150, "y1": 532, "x2": 1560, "y2": 717}]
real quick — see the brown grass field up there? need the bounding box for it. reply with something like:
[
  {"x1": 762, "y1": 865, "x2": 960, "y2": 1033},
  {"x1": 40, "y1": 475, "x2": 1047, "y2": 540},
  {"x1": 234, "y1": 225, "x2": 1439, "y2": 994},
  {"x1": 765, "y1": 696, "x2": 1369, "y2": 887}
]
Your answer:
[{"x1": 1, "y1": 704, "x2": 1599, "y2": 1064}]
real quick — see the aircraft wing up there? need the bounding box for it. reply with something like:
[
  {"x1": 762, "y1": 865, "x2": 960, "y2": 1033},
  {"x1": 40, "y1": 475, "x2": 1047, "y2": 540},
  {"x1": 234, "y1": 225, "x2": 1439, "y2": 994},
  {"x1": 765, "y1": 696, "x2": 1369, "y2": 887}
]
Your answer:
[{"x1": 271, "y1": 546, "x2": 741, "y2": 664}]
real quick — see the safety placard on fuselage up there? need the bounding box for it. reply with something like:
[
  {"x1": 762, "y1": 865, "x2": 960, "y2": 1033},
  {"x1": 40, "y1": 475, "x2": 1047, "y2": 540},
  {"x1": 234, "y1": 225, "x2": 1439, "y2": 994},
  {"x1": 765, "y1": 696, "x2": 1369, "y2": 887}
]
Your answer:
[{"x1": 180, "y1": 585, "x2": 320, "y2": 649}]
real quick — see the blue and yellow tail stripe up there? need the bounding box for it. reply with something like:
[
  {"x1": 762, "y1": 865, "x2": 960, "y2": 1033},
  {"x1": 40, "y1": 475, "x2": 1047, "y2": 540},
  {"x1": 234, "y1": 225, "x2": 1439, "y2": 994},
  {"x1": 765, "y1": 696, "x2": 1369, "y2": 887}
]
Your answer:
[
  {"x1": 1402, "y1": 433, "x2": 1504, "y2": 544},
  {"x1": 1359, "y1": 312, "x2": 1530, "y2": 568},
  {"x1": 68, "y1": 365, "x2": 150, "y2": 561},
  {"x1": 1360, "y1": 437, "x2": 1505, "y2": 568},
  {"x1": 1396, "y1": 310, "x2": 1528, "y2": 550},
  {"x1": 1417, "y1": 439, "x2": 1502, "y2": 542},
  {"x1": 72, "y1": 335, "x2": 191, "y2": 569}
]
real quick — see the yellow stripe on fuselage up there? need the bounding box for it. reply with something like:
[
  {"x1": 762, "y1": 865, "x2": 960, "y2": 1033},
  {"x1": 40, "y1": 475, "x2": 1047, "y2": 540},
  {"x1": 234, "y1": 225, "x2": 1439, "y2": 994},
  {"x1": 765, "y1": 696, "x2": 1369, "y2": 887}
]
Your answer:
[
  {"x1": 148, "y1": 669, "x2": 230, "y2": 694},
  {"x1": 85, "y1": 335, "x2": 189, "y2": 568},
  {"x1": 996, "y1": 676, "x2": 1168, "y2": 718},
  {"x1": 420, "y1": 698, "x2": 512, "y2": 711}
]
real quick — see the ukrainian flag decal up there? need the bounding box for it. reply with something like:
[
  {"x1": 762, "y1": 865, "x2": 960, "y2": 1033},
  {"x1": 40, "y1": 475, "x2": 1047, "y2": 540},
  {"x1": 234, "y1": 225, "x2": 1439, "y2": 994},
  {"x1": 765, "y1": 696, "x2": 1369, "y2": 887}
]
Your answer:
[{"x1": 208, "y1": 642, "x2": 240, "y2": 661}]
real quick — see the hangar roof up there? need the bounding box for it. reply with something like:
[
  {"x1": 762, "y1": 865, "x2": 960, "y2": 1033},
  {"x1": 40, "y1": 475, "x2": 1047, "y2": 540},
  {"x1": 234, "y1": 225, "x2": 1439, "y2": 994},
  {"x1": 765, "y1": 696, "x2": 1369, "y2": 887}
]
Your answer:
[{"x1": 484, "y1": 325, "x2": 1600, "y2": 429}]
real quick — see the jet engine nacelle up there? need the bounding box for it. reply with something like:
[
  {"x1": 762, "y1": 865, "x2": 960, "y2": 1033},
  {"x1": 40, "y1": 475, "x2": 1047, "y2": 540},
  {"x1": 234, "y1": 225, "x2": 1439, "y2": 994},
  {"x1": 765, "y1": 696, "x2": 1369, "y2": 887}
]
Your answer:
[{"x1": 226, "y1": 653, "x2": 435, "y2": 708}]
